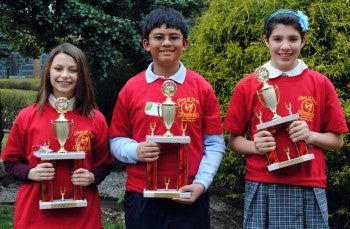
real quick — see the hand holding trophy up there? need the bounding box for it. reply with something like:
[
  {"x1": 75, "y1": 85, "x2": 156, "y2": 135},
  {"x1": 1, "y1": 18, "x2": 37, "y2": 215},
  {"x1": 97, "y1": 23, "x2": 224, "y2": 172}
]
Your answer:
[
  {"x1": 144, "y1": 80, "x2": 191, "y2": 198},
  {"x1": 255, "y1": 67, "x2": 314, "y2": 171}
]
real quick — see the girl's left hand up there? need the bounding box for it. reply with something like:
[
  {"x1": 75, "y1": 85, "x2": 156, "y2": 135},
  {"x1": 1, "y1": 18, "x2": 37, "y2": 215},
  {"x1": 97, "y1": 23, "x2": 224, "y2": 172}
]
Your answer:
[
  {"x1": 288, "y1": 120, "x2": 312, "y2": 144},
  {"x1": 71, "y1": 168, "x2": 95, "y2": 186}
]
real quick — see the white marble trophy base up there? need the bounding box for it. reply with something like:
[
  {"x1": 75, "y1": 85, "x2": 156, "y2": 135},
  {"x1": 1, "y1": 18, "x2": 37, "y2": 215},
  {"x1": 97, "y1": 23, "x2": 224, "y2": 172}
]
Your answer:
[
  {"x1": 268, "y1": 154, "x2": 315, "y2": 171},
  {"x1": 39, "y1": 199, "x2": 88, "y2": 209},
  {"x1": 40, "y1": 151, "x2": 85, "y2": 160},
  {"x1": 146, "y1": 135, "x2": 191, "y2": 144},
  {"x1": 143, "y1": 189, "x2": 191, "y2": 198},
  {"x1": 256, "y1": 113, "x2": 299, "y2": 130}
]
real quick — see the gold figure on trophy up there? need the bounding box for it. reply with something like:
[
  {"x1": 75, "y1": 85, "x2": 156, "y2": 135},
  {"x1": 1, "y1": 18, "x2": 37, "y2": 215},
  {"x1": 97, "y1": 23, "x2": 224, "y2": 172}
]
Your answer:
[
  {"x1": 164, "y1": 177, "x2": 170, "y2": 191},
  {"x1": 181, "y1": 121, "x2": 187, "y2": 136},
  {"x1": 44, "y1": 139, "x2": 50, "y2": 153},
  {"x1": 60, "y1": 186, "x2": 66, "y2": 201},
  {"x1": 150, "y1": 122, "x2": 156, "y2": 136}
]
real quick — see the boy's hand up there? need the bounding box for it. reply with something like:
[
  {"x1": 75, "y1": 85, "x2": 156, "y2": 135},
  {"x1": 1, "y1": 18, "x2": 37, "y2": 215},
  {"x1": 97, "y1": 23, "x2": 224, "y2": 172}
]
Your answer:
[
  {"x1": 172, "y1": 183, "x2": 205, "y2": 204},
  {"x1": 137, "y1": 141, "x2": 161, "y2": 162}
]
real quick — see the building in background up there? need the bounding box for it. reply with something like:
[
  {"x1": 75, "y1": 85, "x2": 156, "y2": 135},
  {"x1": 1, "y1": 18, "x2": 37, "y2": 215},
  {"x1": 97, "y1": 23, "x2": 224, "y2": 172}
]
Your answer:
[{"x1": 0, "y1": 52, "x2": 47, "y2": 78}]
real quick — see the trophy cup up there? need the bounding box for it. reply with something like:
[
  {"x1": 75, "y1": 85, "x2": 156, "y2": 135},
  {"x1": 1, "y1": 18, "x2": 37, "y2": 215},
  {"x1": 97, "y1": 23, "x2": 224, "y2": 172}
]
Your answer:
[
  {"x1": 144, "y1": 80, "x2": 191, "y2": 198},
  {"x1": 39, "y1": 97, "x2": 88, "y2": 209},
  {"x1": 255, "y1": 67, "x2": 314, "y2": 171},
  {"x1": 51, "y1": 97, "x2": 74, "y2": 153}
]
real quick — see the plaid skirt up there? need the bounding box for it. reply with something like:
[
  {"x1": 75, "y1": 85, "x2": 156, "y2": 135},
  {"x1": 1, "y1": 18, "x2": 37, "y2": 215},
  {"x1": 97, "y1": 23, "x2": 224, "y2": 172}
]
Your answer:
[{"x1": 243, "y1": 180, "x2": 329, "y2": 229}]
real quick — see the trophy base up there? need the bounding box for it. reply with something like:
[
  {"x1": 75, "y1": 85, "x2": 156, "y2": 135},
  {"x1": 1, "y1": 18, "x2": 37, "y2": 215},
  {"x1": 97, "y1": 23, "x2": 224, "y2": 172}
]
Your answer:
[
  {"x1": 40, "y1": 151, "x2": 85, "y2": 160},
  {"x1": 143, "y1": 189, "x2": 191, "y2": 199},
  {"x1": 268, "y1": 154, "x2": 315, "y2": 171},
  {"x1": 256, "y1": 113, "x2": 299, "y2": 130},
  {"x1": 146, "y1": 135, "x2": 191, "y2": 144},
  {"x1": 39, "y1": 199, "x2": 87, "y2": 209}
]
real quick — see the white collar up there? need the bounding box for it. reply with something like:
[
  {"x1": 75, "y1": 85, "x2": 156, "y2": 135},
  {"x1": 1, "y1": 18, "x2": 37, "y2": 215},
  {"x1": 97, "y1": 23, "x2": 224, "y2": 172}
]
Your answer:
[
  {"x1": 145, "y1": 61, "x2": 186, "y2": 84},
  {"x1": 48, "y1": 94, "x2": 76, "y2": 111},
  {"x1": 262, "y1": 59, "x2": 308, "y2": 78}
]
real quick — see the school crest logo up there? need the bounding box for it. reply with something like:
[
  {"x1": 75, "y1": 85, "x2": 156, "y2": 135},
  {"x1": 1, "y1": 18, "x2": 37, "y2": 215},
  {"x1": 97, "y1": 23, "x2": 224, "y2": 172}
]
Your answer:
[
  {"x1": 177, "y1": 97, "x2": 199, "y2": 122},
  {"x1": 298, "y1": 96, "x2": 317, "y2": 122}
]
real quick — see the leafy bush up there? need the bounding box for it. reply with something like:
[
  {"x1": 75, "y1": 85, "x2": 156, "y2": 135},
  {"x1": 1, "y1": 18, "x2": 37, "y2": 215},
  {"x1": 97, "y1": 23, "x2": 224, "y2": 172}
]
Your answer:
[
  {"x1": 1, "y1": 89, "x2": 37, "y2": 130},
  {"x1": 182, "y1": 0, "x2": 350, "y2": 227},
  {"x1": 0, "y1": 78, "x2": 40, "y2": 91}
]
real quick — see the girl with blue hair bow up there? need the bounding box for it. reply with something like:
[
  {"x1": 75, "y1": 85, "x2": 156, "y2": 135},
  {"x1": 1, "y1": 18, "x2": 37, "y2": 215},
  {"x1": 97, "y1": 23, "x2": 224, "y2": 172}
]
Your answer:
[{"x1": 224, "y1": 9, "x2": 348, "y2": 228}]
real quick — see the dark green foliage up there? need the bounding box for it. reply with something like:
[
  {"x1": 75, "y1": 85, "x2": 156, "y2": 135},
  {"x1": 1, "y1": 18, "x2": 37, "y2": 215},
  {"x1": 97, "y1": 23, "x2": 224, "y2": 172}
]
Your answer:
[
  {"x1": 182, "y1": 0, "x2": 350, "y2": 227},
  {"x1": 0, "y1": 0, "x2": 209, "y2": 122},
  {"x1": 0, "y1": 78, "x2": 40, "y2": 91},
  {"x1": 0, "y1": 89, "x2": 37, "y2": 130}
]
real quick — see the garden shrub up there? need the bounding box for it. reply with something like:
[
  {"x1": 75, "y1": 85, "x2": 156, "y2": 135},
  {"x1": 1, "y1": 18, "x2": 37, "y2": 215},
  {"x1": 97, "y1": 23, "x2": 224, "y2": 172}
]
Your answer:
[
  {"x1": 0, "y1": 78, "x2": 40, "y2": 91},
  {"x1": 182, "y1": 0, "x2": 350, "y2": 227},
  {"x1": 1, "y1": 89, "x2": 37, "y2": 130}
]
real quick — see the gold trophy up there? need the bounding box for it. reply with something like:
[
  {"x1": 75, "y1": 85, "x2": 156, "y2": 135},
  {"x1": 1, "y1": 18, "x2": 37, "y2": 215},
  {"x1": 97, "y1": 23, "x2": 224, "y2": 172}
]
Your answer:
[
  {"x1": 51, "y1": 97, "x2": 74, "y2": 153},
  {"x1": 144, "y1": 80, "x2": 191, "y2": 198},
  {"x1": 39, "y1": 97, "x2": 87, "y2": 209},
  {"x1": 159, "y1": 80, "x2": 178, "y2": 137},
  {"x1": 255, "y1": 67, "x2": 314, "y2": 171}
]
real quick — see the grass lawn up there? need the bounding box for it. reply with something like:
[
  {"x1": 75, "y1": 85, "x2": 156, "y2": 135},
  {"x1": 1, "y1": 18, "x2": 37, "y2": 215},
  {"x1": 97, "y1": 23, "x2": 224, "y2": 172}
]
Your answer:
[{"x1": 0, "y1": 207, "x2": 13, "y2": 228}]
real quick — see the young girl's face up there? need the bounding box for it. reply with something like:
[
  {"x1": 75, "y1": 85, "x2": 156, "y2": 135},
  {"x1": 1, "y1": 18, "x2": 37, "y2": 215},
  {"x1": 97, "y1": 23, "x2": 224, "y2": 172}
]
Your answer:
[
  {"x1": 50, "y1": 53, "x2": 78, "y2": 99},
  {"x1": 264, "y1": 24, "x2": 306, "y2": 72}
]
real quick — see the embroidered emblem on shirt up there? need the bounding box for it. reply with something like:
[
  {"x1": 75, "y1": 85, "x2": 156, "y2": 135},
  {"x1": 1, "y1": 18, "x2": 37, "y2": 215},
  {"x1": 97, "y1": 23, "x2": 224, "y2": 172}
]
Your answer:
[
  {"x1": 298, "y1": 96, "x2": 317, "y2": 122},
  {"x1": 73, "y1": 130, "x2": 94, "y2": 152},
  {"x1": 177, "y1": 97, "x2": 199, "y2": 122}
]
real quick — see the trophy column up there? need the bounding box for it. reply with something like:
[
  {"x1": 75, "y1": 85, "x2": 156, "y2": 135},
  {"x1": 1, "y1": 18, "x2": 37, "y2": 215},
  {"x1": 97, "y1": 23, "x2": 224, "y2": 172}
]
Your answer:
[
  {"x1": 144, "y1": 135, "x2": 190, "y2": 198},
  {"x1": 255, "y1": 67, "x2": 314, "y2": 171}
]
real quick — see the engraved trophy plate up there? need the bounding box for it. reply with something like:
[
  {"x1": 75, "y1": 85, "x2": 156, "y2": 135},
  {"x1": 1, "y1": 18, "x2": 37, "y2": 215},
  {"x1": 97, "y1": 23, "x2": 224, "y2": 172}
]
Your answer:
[
  {"x1": 38, "y1": 97, "x2": 87, "y2": 209},
  {"x1": 144, "y1": 80, "x2": 191, "y2": 198},
  {"x1": 255, "y1": 67, "x2": 314, "y2": 171}
]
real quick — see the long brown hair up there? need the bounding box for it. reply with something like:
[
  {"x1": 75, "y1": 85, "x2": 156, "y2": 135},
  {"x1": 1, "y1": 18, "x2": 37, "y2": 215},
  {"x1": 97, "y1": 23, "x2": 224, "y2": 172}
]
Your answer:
[{"x1": 36, "y1": 43, "x2": 97, "y2": 117}]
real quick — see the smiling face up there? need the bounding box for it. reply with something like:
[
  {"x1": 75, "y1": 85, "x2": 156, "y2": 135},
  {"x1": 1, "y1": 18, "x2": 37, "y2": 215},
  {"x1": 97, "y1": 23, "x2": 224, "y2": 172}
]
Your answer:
[
  {"x1": 264, "y1": 24, "x2": 306, "y2": 72},
  {"x1": 49, "y1": 53, "x2": 78, "y2": 99},
  {"x1": 142, "y1": 24, "x2": 189, "y2": 77}
]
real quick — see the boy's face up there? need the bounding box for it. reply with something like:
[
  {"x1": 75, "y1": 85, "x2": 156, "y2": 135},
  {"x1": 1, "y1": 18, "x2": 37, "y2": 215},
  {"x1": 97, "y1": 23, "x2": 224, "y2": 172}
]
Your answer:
[{"x1": 143, "y1": 24, "x2": 188, "y2": 71}]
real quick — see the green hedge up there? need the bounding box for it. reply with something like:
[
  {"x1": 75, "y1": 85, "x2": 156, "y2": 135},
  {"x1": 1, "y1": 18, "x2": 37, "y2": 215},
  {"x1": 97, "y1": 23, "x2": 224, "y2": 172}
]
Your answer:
[
  {"x1": 0, "y1": 78, "x2": 39, "y2": 130},
  {"x1": 1, "y1": 89, "x2": 37, "y2": 130},
  {"x1": 0, "y1": 78, "x2": 40, "y2": 91}
]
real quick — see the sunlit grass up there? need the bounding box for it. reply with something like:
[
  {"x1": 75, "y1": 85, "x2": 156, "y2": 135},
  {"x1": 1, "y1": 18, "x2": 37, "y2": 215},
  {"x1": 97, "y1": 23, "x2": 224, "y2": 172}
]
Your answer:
[{"x1": 0, "y1": 207, "x2": 13, "y2": 229}]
